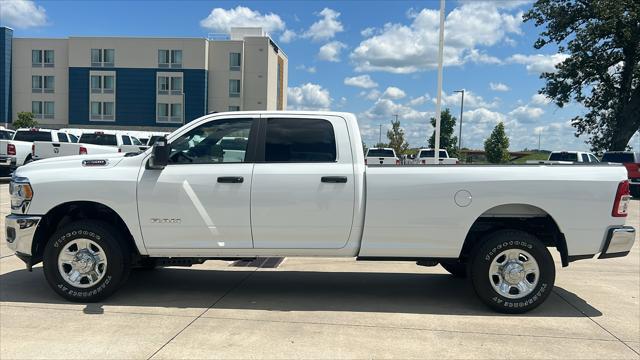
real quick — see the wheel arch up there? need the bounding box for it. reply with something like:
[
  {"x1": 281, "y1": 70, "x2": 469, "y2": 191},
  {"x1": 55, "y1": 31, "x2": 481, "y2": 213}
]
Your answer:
[
  {"x1": 31, "y1": 201, "x2": 141, "y2": 265},
  {"x1": 460, "y1": 203, "x2": 569, "y2": 267}
]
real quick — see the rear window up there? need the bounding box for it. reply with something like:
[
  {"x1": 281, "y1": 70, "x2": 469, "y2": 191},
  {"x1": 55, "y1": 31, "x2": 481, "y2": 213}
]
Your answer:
[
  {"x1": 419, "y1": 150, "x2": 447, "y2": 158},
  {"x1": 79, "y1": 133, "x2": 117, "y2": 146},
  {"x1": 602, "y1": 153, "x2": 635, "y2": 163},
  {"x1": 549, "y1": 152, "x2": 578, "y2": 162},
  {"x1": 0, "y1": 130, "x2": 13, "y2": 140},
  {"x1": 265, "y1": 118, "x2": 337, "y2": 162},
  {"x1": 13, "y1": 131, "x2": 52, "y2": 142},
  {"x1": 367, "y1": 149, "x2": 396, "y2": 158}
]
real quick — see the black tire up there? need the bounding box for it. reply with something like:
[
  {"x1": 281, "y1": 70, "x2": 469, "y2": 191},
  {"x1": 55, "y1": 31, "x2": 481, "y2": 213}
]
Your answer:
[
  {"x1": 43, "y1": 220, "x2": 131, "y2": 302},
  {"x1": 24, "y1": 155, "x2": 33, "y2": 164},
  {"x1": 440, "y1": 261, "x2": 467, "y2": 278},
  {"x1": 469, "y1": 229, "x2": 555, "y2": 314}
]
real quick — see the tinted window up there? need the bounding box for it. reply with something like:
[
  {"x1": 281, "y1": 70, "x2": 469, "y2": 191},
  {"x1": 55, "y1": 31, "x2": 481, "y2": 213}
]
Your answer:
[
  {"x1": 57, "y1": 132, "x2": 69, "y2": 143},
  {"x1": 131, "y1": 137, "x2": 143, "y2": 145},
  {"x1": 79, "y1": 133, "x2": 117, "y2": 146},
  {"x1": 602, "y1": 153, "x2": 635, "y2": 163},
  {"x1": 581, "y1": 154, "x2": 589, "y2": 162},
  {"x1": 588, "y1": 154, "x2": 599, "y2": 163},
  {"x1": 122, "y1": 135, "x2": 132, "y2": 145},
  {"x1": 367, "y1": 149, "x2": 396, "y2": 158},
  {"x1": 169, "y1": 118, "x2": 252, "y2": 164},
  {"x1": 147, "y1": 135, "x2": 163, "y2": 146},
  {"x1": 0, "y1": 130, "x2": 13, "y2": 140},
  {"x1": 265, "y1": 118, "x2": 336, "y2": 162},
  {"x1": 549, "y1": 152, "x2": 578, "y2": 162},
  {"x1": 13, "y1": 131, "x2": 52, "y2": 142},
  {"x1": 419, "y1": 150, "x2": 447, "y2": 158},
  {"x1": 69, "y1": 134, "x2": 78, "y2": 143}
]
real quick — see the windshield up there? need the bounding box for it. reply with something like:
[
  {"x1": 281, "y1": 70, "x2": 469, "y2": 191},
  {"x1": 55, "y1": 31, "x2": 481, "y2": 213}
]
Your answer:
[
  {"x1": 419, "y1": 150, "x2": 447, "y2": 158},
  {"x1": 147, "y1": 135, "x2": 163, "y2": 146},
  {"x1": 367, "y1": 149, "x2": 395, "y2": 157},
  {"x1": 79, "y1": 133, "x2": 117, "y2": 146},
  {"x1": 602, "y1": 153, "x2": 635, "y2": 163},
  {"x1": 549, "y1": 152, "x2": 578, "y2": 162},
  {"x1": 13, "y1": 131, "x2": 52, "y2": 142}
]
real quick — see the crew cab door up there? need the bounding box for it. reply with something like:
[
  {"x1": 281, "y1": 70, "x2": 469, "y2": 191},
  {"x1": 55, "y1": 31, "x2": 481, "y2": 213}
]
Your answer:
[
  {"x1": 251, "y1": 115, "x2": 356, "y2": 249},
  {"x1": 138, "y1": 116, "x2": 258, "y2": 249}
]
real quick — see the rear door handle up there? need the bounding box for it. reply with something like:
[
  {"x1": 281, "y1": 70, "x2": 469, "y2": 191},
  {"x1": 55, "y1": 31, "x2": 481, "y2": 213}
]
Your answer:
[
  {"x1": 321, "y1": 176, "x2": 348, "y2": 183},
  {"x1": 217, "y1": 176, "x2": 244, "y2": 183}
]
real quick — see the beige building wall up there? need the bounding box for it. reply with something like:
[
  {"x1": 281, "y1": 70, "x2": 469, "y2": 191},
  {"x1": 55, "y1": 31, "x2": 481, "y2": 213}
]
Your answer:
[
  {"x1": 207, "y1": 41, "x2": 243, "y2": 113},
  {"x1": 12, "y1": 38, "x2": 69, "y2": 126}
]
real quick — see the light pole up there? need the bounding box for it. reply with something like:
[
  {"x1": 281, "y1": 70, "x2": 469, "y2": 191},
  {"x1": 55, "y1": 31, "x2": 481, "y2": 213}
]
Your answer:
[
  {"x1": 453, "y1": 89, "x2": 464, "y2": 151},
  {"x1": 433, "y1": 0, "x2": 446, "y2": 164},
  {"x1": 378, "y1": 124, "x2": 382, "y2": 144}
]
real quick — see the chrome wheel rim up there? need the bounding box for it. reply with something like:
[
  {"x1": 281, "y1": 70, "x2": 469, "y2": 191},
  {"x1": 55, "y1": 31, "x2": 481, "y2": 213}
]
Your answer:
[
  {"x1": 58, "y1": 238, "x2": 107, "y2": 288},
  {"x1": 488, "y1": 248, "x2": 539, "y2": 299}
]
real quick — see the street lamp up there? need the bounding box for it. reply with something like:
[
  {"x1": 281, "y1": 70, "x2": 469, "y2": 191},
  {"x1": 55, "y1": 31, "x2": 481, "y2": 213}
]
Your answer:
[{"x1": 453, "y1": 89, "x2": 464, "y2": 151}]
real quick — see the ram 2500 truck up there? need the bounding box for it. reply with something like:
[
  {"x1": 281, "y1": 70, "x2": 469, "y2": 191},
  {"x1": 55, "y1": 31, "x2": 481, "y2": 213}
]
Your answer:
[
  {"x1": 6, "y1": 111, "x2": 636, "y2": 313},
  {"x1": 0, "y1": 129, "x2": 71, "y2": 172}
]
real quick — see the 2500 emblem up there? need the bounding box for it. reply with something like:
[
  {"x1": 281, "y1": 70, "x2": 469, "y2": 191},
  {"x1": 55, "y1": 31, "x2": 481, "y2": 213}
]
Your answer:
[{"x1": 150, "y1": 218, "x2": 181, "y2": 224}]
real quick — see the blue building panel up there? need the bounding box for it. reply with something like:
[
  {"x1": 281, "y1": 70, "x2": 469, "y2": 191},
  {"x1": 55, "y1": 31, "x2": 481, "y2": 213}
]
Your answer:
[
  {"x1": 68, "y1": 67, "x2": 207, "y2": 127},
  {"x1": 0, "y1": 27, "x2": 13, "y2": 124}
]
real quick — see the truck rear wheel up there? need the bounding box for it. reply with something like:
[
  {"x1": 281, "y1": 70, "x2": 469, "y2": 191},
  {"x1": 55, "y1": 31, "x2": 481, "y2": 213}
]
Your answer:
[
  {"x1": 469, "y1": 230, "x2": 555, "y2": 314},
  {"x1": 43, "y1": 220, "x2": 130, "y2": 302}
]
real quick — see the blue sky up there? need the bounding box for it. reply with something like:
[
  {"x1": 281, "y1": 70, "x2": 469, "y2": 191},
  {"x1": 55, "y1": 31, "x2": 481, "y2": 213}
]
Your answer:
[{"x1": 2, "y1": 0, "x2": 638, "y2": 151}]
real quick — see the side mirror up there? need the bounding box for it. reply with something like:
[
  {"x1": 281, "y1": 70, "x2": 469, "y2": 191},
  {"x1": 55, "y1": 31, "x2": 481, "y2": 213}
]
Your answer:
[{"x1": 148, "y1": 138, "x2": 170, "y2": 170}]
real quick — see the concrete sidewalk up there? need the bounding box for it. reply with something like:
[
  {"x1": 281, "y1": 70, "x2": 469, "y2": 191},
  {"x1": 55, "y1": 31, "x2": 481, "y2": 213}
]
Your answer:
[{"x1": 0, "y1": 184, "x2": 638, "y2": 359}]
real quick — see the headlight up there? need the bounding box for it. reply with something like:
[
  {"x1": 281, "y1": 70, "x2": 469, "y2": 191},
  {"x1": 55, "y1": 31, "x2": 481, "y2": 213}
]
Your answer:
[{"x1": 10, "y1": 177, "x2": 33, "y2": 213}]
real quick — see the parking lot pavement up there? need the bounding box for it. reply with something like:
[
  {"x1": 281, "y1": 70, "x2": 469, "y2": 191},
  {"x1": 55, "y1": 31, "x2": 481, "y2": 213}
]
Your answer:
[{"x1": 0, "y1": 183, "x2": 638, "y2": 359}]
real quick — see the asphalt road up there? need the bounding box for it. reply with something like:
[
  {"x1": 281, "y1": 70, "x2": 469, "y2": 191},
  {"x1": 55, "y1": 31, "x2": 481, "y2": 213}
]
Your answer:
[{"x1": 0, "y1": 183, "x2": 638, "y2": 359}]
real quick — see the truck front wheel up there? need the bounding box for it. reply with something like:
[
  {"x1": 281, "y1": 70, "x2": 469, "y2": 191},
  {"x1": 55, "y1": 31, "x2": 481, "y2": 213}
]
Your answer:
[
  {"x1": 469, "y1": 230, "x2": 555, "y2": 314},
  {"x1": 43, "y1": 220, "x2": 130, "y2": 302}
]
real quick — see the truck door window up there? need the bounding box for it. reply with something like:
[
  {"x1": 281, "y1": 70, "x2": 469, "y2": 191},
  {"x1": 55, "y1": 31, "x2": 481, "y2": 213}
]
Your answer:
[
  {"x1": 122, "y1": 136, "x2": 132, "y2": 145},
  {"x1": 588, "y1": 154, "x2": 599, "y2": 163},
  {"x1": 581, "y1": 154, "x2": 589, "y2": 162},
  {"x1": 265, "y1": 118, "x2": 336, "y2": 162},
  {"x1": 169, "y1": 118, "x2": 252, "y2": 164},
  {"x1": 57, "y1": 132, "x2": 69, "y2": 143}
]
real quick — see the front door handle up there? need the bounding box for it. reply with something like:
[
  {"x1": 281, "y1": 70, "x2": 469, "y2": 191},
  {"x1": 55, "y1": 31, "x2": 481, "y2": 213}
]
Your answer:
[
  {"x1": 217, "y1": 176, "x2": 244, "y2": 183},
  {"x1": 321, "y1": 176, "x2": 348, "y2": 183}
]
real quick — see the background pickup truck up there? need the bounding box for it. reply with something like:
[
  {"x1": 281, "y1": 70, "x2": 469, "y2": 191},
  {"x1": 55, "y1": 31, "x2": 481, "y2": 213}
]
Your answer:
[
  {"x1": 526, "y1": 150, "x2": 600, "y2": 164},
  {"x1": 0, "y1": 128, "x2": 72, "y2": 171},
  {"x1": 6, "y1": 111, "x2": 635, "y2": 314},
  {"x1": 416, "y1": 148, "x2": 459, "y2": 164},
  {"x1": 50, "y1": 130, "x2": 148, "y2": 157},
  {"x1": 365, "y1": 147, "x2": 400, "y2": 165}
]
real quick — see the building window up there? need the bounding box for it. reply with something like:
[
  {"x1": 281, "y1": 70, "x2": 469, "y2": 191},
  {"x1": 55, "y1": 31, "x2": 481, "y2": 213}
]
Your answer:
[
  {"x1": 90, "y1": 74, "x2": 115, "y2": 93},
  {"x1": 91, "y1": 101, "x2": 102, "y2": 116},
  {"x1": 91, "y1": 75, "x2": 102, "y2": 92},
  {"x1": 43, "y1": 101, "x2": 54, "y2": 118},
  {"x1": 158, "y1": 49, "x2": 182, "y2": 68},
  {"x1": 230, "y1": 52, "x2": 241, "y2": 70},
  {"x1": 44, "y1": 76, "x2": 55, "y2": 93},
  {"x1": 103, "y1": 102, "x2": 114, "y2": 119},
  {"x1": 158, "y1": 76, "x2": 169, "y2": 92},
  {"x1": 157, "y1": 103, "x2": 169, "y2": 117},
  {"x1": 32, "y1": 101, "x2": 42, "y2": 116},
  {"x1": 171, "y1": 103, "x2": 182, "y2": 121},
  {"x1": 91, "y1": 49, "x2": 115, "y2": 67},
  {"x1": 90, "y1": 101, "x2": 115, "y2": 121},
  {"x1": 103, "y1": 75, "x2": 114, "y2": 93},
  {"x1": 170, "y1": 77, "x2": 182, "y2": 94},
  {"x1": 32, "y1": 50, "x2": 42, "y2": 66},
  {"x1": 229, "y1": 79, "x2": 240, "y2": 97},
  {"x1": 228, "y1": 106, "x2": 240, "y2": 111},
  {"x1": 32, "y1": 76, "x2": 42, "y2": 92},
  {"x1": 43, "y1": 50, "x2": 54, "y2": 66}
]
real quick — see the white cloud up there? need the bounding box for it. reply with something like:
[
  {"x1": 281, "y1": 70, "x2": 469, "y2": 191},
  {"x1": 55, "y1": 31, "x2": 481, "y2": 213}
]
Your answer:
[
  {"x1": 407, "y1": 94, "x2": 431, "y2": 106},
  {"x1": 438, "y1": 90, "x2": 498, "y2": 109},
  {"x1": 360, "y1": 27, "x2": 375, "y2": 37},
  {"x1": 295, "y1": 64, "x2": 316, "y2": 73},
  {"x1": 200, "y1": 6, "x2": 285, "y2": 34},
  {"x1": 382, "y1": 86, "x2": 406, "y2": 100},
  {"x1": 509, "y1": 105, "x2": 545, "y2": 122},
  {"x1": 344, "y1": 75, "x2": 378, "y2": 89},
  {"x1": 279, "y1": 29, "x2": 297, "y2": 43},
  {"x1": 318, "y1": 41, "x2": 347, "y2": 62},
  {"x1": 351, "y1": 2, "x2": 523, "y2": 73},
  {"x1": 287, "y1": 83, "x2": 332, "y2": 110},
  {"x1": 508, "y1": 53, "x2": 569, "y2": 74},
  {"x1": 0, "y1": 0, "x2": 47, "y2": 28},
  {"x1": 531, "y1": 93, "x2": 551, "y2": 105},
  {"x1": 489, "y1": 82, "x2": 510, "y2": 92},
  {"x1": 360, "y1": 89, "x2": 381, "y2": 101},
  {"x1": 303, "y1": 8, "x2": 344, "y2": 42}
]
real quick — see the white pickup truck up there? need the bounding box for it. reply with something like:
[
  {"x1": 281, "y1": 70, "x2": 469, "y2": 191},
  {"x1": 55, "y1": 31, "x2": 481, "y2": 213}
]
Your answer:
[
  {"x1": 527, "y1": 151, "x2": 600, "y2": 165},
  {"x1": 0, "y1": 128, "x2": 72, "y2": 171},
  {"x1": 36, "y1": 130, "x2": 147, "y2": 159},
  {"x1": 416, "y1": 148, "x2": 459, "y2": 165},
  {"x1": 365, "y1": 147, "x2": 400, "y2": 165},
  {"x1": 6, "y1": 111, "x2": 635, "y2": 313}
]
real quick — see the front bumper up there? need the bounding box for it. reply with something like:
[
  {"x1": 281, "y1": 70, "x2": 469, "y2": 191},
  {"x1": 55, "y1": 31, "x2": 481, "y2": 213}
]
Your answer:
[
  {"x1": 599, "y1": 226, "x2": 636, "y2": 259},
  {"x1": 5, "y1": 214, "x2": 41, "y2": 261}
]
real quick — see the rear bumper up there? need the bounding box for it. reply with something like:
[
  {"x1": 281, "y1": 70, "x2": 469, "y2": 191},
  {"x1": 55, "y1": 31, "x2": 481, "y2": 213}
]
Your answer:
[
  {"x1": 0, "y1": 156, "x2": 15, "y2": 168},
  {"x1": 598, "y1": 226, "x2": 636, "y2": 259}
]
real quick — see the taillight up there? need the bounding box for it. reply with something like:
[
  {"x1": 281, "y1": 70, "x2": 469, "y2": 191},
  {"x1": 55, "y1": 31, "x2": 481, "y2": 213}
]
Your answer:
[
  {"x1": 612, "y1": 180, "x2": 631, "y2": 217},
  {"x1": 118, "y1": 148, "x2": 122, "y2": 153},
  {"x1": 395, "y1": 159, "x2": 400, "y2": 165},
  {"x1": 421, "y1": 160, "x2": 426, "y2": 164},
  {"x1": 364, "y1": 159, "x2": 368, "y2": 165},
  {"x1": 79, "y1": 146, "x2": 87, "y2": 155},
  {"x1": 7, "y1": 144, "x2": 16, "y2": 156},
  {"x1": 31, "y1": 144, "x2": 35, "y2": 155}
]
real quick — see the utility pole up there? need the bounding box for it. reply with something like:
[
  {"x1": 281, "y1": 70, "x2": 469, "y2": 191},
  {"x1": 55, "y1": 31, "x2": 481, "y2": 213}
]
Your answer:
[
  {"x1": 433, "y1": 0, "x2": 446, "y2": 164},
  {"x1": 453, "y1": 89, "x2": 464, "y2": 151},
  {"x1": 379, "y1": 124, "x2": 382, "y2": 144}
]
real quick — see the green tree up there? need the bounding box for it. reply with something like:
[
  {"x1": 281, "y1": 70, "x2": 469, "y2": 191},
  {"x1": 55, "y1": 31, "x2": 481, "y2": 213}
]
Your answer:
[
  {"x1": 428, "y1": 108, "x2": 459, "y2": 157},
  {"x1": 386, "y1": 119, "x2": 409, "y2": 155},
  {"x1": 374, "y1": 142, "x2": 388, "y2": 148},
  {"x1": 13, "y1": 112, "x2": 39, "y2": 129},
  {"x1": 524, "y1": 0, "x2": 640, "y2": 152},
  {"x1": 484, "y1": 122, "x2": 510, "y2": 164}
]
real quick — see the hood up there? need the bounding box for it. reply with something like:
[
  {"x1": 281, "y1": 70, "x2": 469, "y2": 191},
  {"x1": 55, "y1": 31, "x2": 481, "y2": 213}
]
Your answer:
[{"x1": 15, "y1": 153, "x2": 130, "y2": 177}]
